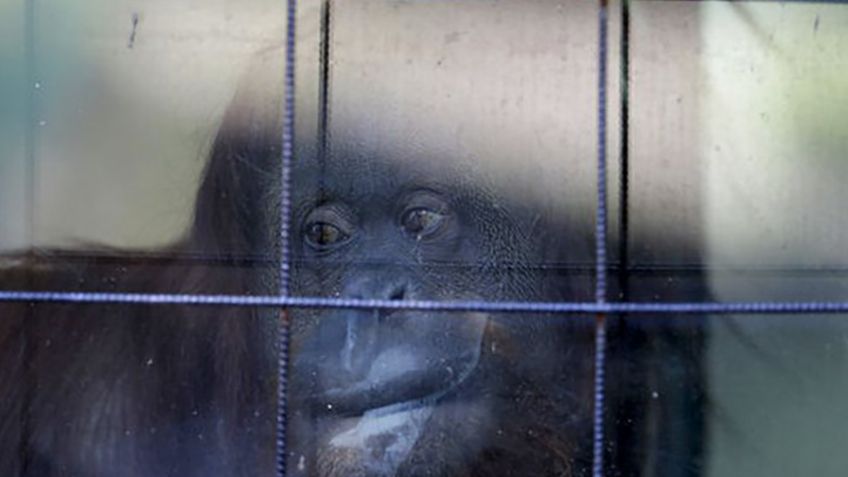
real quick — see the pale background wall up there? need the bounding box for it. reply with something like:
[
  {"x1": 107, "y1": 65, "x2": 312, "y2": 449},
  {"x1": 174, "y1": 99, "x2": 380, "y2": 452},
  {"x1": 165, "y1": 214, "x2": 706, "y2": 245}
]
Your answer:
[{"x1": 0, "y1": 0, "x2": 288, "y2": 250}]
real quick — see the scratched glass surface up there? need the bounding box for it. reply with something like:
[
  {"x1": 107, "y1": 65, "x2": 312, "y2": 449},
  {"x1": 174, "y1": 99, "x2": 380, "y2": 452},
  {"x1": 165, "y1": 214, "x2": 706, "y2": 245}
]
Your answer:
[
  {"x1": 615, "y1": 2, "x2": 848, "y2": 476},
  {"x1": 620, "y1": 1, "x2": 848, "y2": 303},
  {"x1": 2, "y1": 1, "x2": 848, "y2": 477},
  {"x1": 0, "y1": 0, "x2": 597, "y2": 295},
  {"x1": 0, "y1": 0, "x2": 288, "y2": 295},
  {"x1": 0, "y1": 1, "x2": 604, "y2": 476}
]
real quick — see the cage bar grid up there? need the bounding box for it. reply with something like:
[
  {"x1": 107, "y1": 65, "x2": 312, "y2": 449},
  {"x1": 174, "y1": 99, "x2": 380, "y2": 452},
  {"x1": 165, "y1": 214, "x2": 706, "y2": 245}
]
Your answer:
[
  {"x1": 592, "y1": 0, "x2": 610, "y2": 475},
  {"x1": 3, "y1": 1, "x2": 848, "y2": 476}
]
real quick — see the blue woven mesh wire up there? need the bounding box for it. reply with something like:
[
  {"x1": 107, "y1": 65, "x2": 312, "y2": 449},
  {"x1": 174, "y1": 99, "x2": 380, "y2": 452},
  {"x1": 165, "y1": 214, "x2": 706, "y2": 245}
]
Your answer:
[{"x1": 3, "y1": 1, "x2": 848, "y2": 476}]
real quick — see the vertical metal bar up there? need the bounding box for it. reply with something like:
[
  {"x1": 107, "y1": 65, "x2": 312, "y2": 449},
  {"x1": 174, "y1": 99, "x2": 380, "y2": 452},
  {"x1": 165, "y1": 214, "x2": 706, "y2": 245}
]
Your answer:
[
  {"x1": 317, "y1": 0, "x2": 332, "y2": 171},
  {"x1": 596, "y1": 1, "x2": 609, "y2": 307},
  {"x1": 618, "y1": 0, "x2": 630, "y2": 301},
  {"x1": 277, "y1": 0, "x2": 297, "y2": 475},
  {"x1": 593, "y1": 1, "x2": 610, "y2": 476},
  {"x1": 592, "y1": 317, "x2": 608, "y2": 477},
  {"x1": 279, "y1": 0, "x2": 297, "y2": 295},
  {"x1": 316, "y1": 0, "x2": 332, "y2": 199}
]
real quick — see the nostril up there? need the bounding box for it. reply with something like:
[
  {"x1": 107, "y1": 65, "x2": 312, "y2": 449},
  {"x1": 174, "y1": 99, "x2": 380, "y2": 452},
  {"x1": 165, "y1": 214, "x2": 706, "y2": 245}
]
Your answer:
[
  {"x1": 388, "y1": 286, "x2": 406, "y2": 301},
  {"x1": 343, "y1": 278, "x2": 408, "y2": 301}
]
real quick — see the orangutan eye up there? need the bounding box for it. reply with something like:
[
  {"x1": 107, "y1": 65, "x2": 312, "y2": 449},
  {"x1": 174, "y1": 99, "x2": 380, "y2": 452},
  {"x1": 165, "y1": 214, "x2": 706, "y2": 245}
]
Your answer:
[
  {"x1": 305, "y1": 222, "x2": 350, "y2": 248},
  {"x1": 400, "y1": 207, "x2": 446, "y2": 238}
]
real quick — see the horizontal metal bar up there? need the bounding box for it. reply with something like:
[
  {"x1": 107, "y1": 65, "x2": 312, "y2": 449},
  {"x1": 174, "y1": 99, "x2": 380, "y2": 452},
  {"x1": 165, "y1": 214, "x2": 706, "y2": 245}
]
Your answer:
[
  {"x1": 2, "y1": 290, "x2": 848, "y2": 314},
  {"x1": 8, "y1": 252, "x2": 848, "y2": 276}
]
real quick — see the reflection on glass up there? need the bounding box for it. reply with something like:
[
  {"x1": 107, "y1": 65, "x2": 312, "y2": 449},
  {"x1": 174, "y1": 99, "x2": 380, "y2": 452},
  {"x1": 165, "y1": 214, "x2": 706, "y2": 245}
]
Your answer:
[
  {"x1": 624, "y1": 1, "x2": 848, "y2": 302},
  {"x1": 622, "y1": 2, "x2": 848, "y2": 476},
  {"x1": 0, "y1": 0, "x2": 846, "y2": 476},
  {"x1": 709, "y1": 313, "x2": 848, "y2": 476}
]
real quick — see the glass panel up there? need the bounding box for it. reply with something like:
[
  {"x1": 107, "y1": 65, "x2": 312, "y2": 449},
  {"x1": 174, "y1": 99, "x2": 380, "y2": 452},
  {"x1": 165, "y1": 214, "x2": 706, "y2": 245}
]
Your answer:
[
  {"x1": 709, "y1": 313, "x2": 848, "y2": 476},
  {"x1": 0, "y1": 0, "x2": 291, "y2": 294},
  {"x1": 0, "y1": 0, "x2": 27, "y2": 251},
  {"x1": 620, "y1": 3, "x2": 848, "y2": 476},
  {"x1": 0, "y1": 302, "x2": 278, "y2": 475},
  {"x1": 1, "y1": 0, "x2": 598, "y2": 295},
  {"x1": 283, "y1": 1, "x2": 603, "y2": 471},
  {"x1": 605, "y1": 313, "x2": 708, "y2": 476},
  {"x1": 9, "y1": 1, "x2": 848, "y2": 476},
  {"x1": 0, "y1": 301, "x2": 597, "y2": 475},
  {"x1": 320, "y1": 0, "x2": 597, "y2": 286},
  {"x1": 0, "y1": 1, "x2": 609, "y2": 475},
  {"x1": 624, "y1": 0, "x2": 848, "y2": 302}
]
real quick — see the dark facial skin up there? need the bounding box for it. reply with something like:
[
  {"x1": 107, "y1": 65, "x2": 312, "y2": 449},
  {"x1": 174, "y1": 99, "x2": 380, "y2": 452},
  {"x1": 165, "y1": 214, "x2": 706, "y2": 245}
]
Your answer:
[{"x1": 284, "y1": 154, "x2": 597, "y2": 476}]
